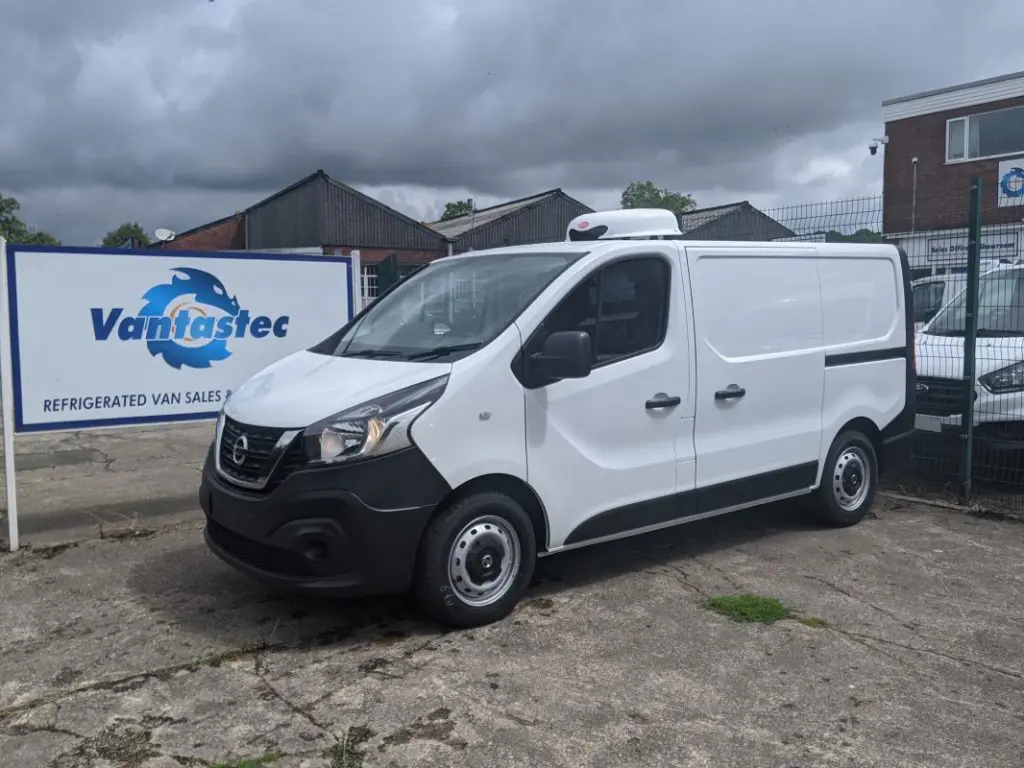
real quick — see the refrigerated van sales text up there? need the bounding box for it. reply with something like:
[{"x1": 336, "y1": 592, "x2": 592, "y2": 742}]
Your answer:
[{"x1": 42, "y1": 389, "x2": 231, "y2": 413}]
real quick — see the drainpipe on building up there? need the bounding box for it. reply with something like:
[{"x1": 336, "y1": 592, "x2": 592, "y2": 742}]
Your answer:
[{"x1": 911, "y1": 157, "x2": 918, "y2": 232}]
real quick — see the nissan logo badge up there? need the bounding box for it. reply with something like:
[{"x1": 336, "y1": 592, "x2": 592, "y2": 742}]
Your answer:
[{"x1": 232, "y1": 434, "x2": 249, "y2": 465}]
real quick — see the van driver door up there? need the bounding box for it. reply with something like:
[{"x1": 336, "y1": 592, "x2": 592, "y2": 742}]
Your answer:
[{"x1": 517, "y1": 244, "x2": 695, "y2": 551}]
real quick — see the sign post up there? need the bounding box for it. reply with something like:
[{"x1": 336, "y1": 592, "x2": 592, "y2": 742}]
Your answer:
[
  {"x1": 0, "y1": 244, "x2": 358, "y2": 551},
  {"x1": 0, "y1": 237, "x2": 19, "y2": 550}
]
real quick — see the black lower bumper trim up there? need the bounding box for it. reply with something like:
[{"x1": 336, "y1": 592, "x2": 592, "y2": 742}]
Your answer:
[{"x1": 200, "y1": 443, "x2": 450, "y2": 597}]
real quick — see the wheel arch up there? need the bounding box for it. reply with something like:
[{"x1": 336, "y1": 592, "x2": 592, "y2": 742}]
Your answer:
[
  {"x1": 827, "y1": 416, "x2": 884, "y2": 474},
  {"x1": 429, "y1": 473, "x2": 550, "y2": 553}
]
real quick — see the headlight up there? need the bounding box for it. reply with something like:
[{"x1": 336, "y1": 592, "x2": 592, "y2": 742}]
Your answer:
[
  {"x1": 979, "y1": 361, "x2": 1024, "y2": 393},
  {"x1": 302, "y1": 375, "x2": 449, "y2": 465}
]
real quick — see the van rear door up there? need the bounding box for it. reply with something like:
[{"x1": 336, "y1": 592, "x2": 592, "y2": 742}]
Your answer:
[{"x1": 685, "y1": 245, "x2": 825, "y2": 504}]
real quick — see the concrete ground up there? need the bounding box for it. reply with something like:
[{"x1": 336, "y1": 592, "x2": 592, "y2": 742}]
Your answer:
[
  {"x1": 2, "y1": 495, "x2": 1023, "y2": 768},
  {"x1": 0, "y1": 422, "x2": 214, "y2": 548}
]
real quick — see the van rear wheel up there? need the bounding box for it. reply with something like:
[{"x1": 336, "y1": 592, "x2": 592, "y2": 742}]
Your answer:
[
  {"x1": 814, "y1": 429, "x2": 878, "y2": 527},
  {"x1": 413, "y1": 491, "x2": 536, "y2": 628}
]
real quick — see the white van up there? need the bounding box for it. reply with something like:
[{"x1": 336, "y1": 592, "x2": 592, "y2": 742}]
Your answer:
[
  {"x1": 913, "y1": 273, "x2": 966, "y2": 333},
  {"x1": 914, "y1": 263, "x2": 1024, "y2": 451},
  {"x1": 200, "y1": 209, "x2": 916, "y2": 628},
  {"x1": 911, "y1": 259, "x2": 1009, "y2": 333}
]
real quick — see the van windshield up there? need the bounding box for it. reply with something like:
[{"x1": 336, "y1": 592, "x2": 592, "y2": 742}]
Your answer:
[
  {"x1": 926, "y1": 269, "x2": 1024, "y2": 337},
  {"x1": 327, "y1": 251, "x2": 585, "y2": 361}
]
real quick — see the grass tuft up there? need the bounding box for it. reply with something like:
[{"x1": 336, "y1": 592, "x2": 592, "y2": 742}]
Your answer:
[
  {"x1": 700, "y1": 593, "x2": 793, "y2": 624},
  {"x1": 209, "y1": 752, "x2": 281, "y2": 768},
  {"x1": 323, "y1": 725, "x2": 376, "y2": 768}
]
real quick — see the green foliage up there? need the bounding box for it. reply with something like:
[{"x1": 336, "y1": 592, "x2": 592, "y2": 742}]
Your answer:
[
  {"x1": 102, "y1": 221, "x2": 150, "y2": 248},
  {"x1": 209, "y1": 752, "x2": 281, "y2": 768},
  {"x1": 440, "y1": 199, "x2": 474, "y2": 221},
  {"x1": 825, "y1": 228, "x2": 883, "y2": 243},
  {"x1": 700, "y1": 593, "x2": 793, "y2": 624},
  {"x1": 0, "y1": 193, "x2": 61, "y2": 245},
  {"x1": 620, "y1": 180, "x2": 696, "y2": 220}
]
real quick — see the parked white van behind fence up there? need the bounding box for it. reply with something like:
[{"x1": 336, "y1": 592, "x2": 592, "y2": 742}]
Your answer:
[
  {"x1": 199, "y1": 209, "x2": 916, "y2": 627},
  {"x1": 915, "y1": 262, "x2": 1024, "y2": 455}
]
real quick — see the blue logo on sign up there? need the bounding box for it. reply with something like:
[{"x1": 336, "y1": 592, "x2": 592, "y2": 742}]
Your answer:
[
  {"x1": 90, "y1": 267, "x2": 290, "y2": 369},
  {"x1": 1000, "y1": 166, "x2": 1024, "y2": 199}
]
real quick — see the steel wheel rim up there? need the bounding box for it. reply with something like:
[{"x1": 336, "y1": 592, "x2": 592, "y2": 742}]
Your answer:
[
  {"x1": 447, "y1": 515, "x2": 521, "y2": 608},
  {"x1": 833, "y1": 446, "x2": 871, "y2": 511}
]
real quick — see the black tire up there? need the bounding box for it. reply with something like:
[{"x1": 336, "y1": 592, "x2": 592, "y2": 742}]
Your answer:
[
  {"x1": 813, "y1": 429, "x2": 879, "y2": 527},
  {"x1": 413, "y1": 491, "x2": 537, "y2": 628}
]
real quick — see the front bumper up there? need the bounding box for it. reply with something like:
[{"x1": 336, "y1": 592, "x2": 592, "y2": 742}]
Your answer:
[{"x1": 200, "y1": 442, "x2": 451, "y2": 597}]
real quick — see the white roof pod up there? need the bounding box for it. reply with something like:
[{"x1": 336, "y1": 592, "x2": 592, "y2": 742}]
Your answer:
[{"x1": 565, "y1": 208, "x2": 683, "y2": 241}]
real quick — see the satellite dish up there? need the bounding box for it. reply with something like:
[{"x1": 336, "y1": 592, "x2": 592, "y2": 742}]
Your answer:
[{"x1": 153, "y1": 228, "x2": 175, "y2": 242}]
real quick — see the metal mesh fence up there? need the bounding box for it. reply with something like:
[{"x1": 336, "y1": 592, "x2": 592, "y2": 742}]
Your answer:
[{"x1": 700, "y1": 187, "x2": 1023, "y2": 515}]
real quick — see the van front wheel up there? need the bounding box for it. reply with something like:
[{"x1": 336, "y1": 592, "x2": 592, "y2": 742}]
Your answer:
[
  {"x1": 814, "y1": 430, "x2": 878, "y2": 527},
  {"x1": 413, "y1": 491, "x2": 537, "y2": 628}
]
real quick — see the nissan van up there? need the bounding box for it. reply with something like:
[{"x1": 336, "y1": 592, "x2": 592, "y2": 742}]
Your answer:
[{"x1": 200, "y1": 209, "x2": 916, "y2": 628}]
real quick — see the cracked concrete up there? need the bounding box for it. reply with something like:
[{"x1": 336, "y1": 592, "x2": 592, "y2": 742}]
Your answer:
[
  {"x1": 0, "y1": 422, "x2": 213, "y2": 547},
  {"x1": 2, "y1": 495, "x2": 1022, "y2": 767}
]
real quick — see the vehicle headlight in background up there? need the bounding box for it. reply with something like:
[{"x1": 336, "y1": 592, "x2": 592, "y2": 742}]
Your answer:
[
  {"x1": 979, "y1": 361, "x2": 1024, "y2": 394},
  {"x1": 302, "y1": 375, "x2": 449, "y2": 465}
]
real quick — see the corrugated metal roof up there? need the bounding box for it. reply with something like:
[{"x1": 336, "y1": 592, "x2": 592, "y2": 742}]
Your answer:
[
  {"x1": 427, "y1": 190, "x2": 560, "y2": 238},
  {"x1": 679, "y1": 202, "x2": 744, "y2": 232}
]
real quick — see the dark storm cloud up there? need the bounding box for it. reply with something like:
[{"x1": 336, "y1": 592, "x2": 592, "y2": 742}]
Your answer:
[{"x1": 1, "y1": 0, "x2": 1022, "y2": 243}]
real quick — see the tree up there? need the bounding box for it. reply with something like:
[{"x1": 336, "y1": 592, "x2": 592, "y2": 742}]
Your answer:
[
  {"x1": 440, "y1": 199, "x2": 474, "y2": 221},
  {"x1": 825, "y1": 228, "x2": 883, "y2": 243},
  {"x1": 620, "y1": 181, "x2": 696, "y2": 220},
  {"x1": 0, "y1": 194, "x2": 61, "y2": 245},
  {"x1": 102, "y1": 222, "x2": 150, "y2": 248}
]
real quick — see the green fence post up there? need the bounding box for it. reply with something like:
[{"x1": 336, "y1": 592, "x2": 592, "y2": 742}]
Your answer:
[{"x1": 960, "y1": 178, "x2": 982, "y2": 503}]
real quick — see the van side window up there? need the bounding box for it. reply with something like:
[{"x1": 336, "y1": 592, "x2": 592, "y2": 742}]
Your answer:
[
  {"x1": 912, "y1": 281, "x2": 945, "y2": 320},
  {"x1": 531, "y1": 256, "x2": 671, "y2": 366}
]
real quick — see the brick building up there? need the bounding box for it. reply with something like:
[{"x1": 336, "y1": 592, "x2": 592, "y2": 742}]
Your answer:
[
  {"x1": 882, "y1": 71, "x2": 1024, "y2": 275},
  {"x1": 157, "y1": 172, "x2": 599, "y2": 302},
  {"x1": 156, "y1": 170, "x2": 450, "y2": 300}
]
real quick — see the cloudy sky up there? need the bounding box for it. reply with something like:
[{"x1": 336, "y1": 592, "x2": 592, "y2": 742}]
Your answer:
[{"x1": 2, "y1": 0, "x2": 1021, "y2": 244}]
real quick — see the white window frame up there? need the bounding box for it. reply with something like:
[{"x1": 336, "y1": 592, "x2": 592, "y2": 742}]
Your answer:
[{"x1": 945, "y1": 104, "x2": 1024, "y2": 164}]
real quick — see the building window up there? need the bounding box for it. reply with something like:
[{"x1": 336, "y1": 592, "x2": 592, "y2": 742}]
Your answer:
[{"x1": 946, "y1": 104, "x2": 1024, "y2": 162}]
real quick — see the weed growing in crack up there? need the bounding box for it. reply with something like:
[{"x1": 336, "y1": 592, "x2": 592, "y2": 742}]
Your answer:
[
  {"x1": 701, "y1": 593, "x2": 793, "y2": 623},
  {"x1": 322, "y1": 725, "x2": 375, "y2": 768},
  {"x1": 700, "y1": 593, "x2": 830, "y2": 628},
  {"x1": 209, "y1": 751, "x2": 282, "y2": 768}
]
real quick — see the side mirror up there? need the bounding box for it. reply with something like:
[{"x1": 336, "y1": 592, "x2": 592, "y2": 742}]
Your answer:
[{"x1": 533, "y1": 330, "x2": 593, "y2": 380}]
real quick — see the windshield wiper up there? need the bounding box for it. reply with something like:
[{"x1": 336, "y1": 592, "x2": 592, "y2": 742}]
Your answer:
[
  {"x1": 340, "y1": 348, "x2": 407, "y2": 359},
  {"x1": 404, "y1": 343, "x2": 483, "y2": 361}
]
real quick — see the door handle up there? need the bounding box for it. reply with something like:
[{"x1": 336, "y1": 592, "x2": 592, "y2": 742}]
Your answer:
[
  {"x1": 715, "y1": 385, "x2": 746, "y2": 401},
  {"x1": 645, "y1": 394, "x2": 681, "y2": 410}
]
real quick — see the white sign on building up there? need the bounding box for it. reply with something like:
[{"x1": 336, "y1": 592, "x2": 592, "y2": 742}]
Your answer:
[
  {"x1": 3, "y1": 245, "x2": 356, "y2": 433},
  {"x1": 997, "y1": 158, "x2": 1024, "y2": 207},
  {"x1": 925, "y1": 230, "x2": 1020, "y2": 263}
]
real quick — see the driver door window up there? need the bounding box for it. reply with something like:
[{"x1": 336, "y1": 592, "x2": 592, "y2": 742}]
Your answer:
[
  {"x1": 529, "y1": 255, "x2": 671, "y2": 367},
  {"x1": 913, "y1": 281, "x2": 944, "y2": 322}
]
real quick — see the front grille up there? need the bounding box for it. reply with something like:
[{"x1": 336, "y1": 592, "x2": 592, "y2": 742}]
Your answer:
[
  {"x1": 206, "y1": 518, "x2": 313, "y2": 578},
  {"x1": 916, "y1": 376, "x2": 974, "y2": 417},
  {"x1": 218, "y1": 416, "x2": 297, "y2": 489}
]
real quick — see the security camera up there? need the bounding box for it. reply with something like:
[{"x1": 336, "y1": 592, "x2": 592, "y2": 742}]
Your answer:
[{"x1": 868, "y1": 136, "x2": 889, "y2": 156}]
